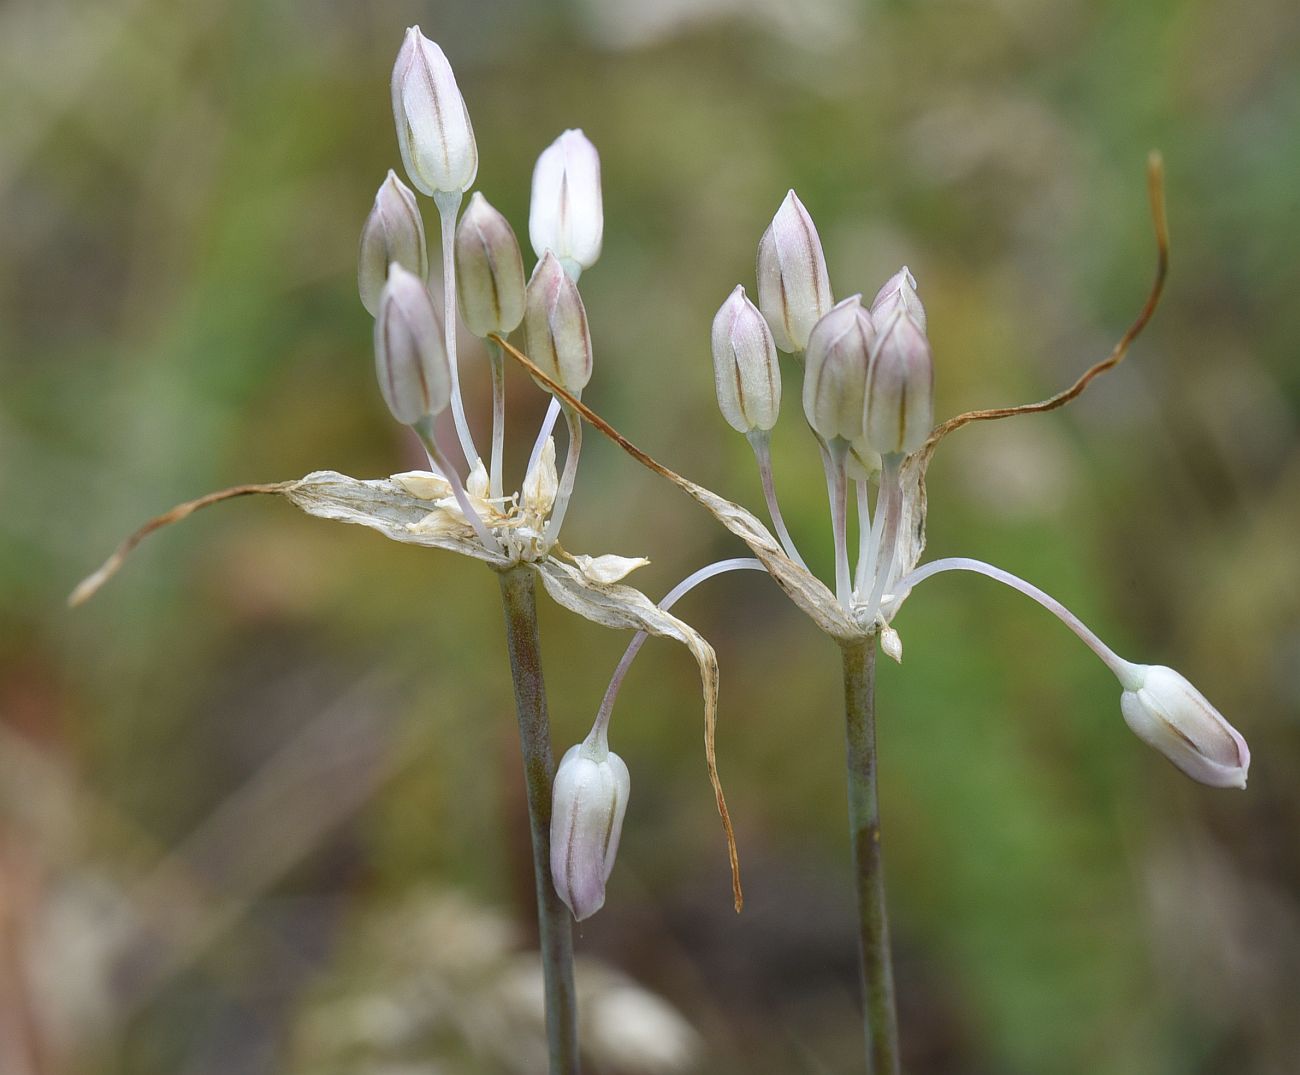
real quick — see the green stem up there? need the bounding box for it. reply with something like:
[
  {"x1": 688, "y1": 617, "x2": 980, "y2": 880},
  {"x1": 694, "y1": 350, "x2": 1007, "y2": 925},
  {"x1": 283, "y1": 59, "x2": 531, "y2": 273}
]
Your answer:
[
  {"x1": 497, "y1": 565, "x2": 579, "y2": 1074},
  {"x1": 841, "y1": 636, "x2": 900, "y2": 1074}
]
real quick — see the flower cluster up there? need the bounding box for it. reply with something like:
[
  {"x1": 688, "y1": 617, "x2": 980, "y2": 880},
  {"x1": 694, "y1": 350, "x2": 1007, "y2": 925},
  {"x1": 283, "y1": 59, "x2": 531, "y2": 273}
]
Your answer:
[
  {"x1": 700, "y1": 188, "x2": 1249, "y2": 789},
  {"x1": 367, "y1": 28, "x2": 737, "y2": 920}
]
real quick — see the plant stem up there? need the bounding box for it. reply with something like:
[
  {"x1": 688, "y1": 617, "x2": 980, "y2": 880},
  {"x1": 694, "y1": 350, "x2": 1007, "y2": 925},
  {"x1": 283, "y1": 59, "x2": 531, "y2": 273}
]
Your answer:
[
  {"x1": 747, "y1": 431, "x2": 808, "y2": 570},
  {"x1": 487, "y1": 338, "x2": 506, "y2": 499},
  {"x1": 840, "y1": 636, "x2": 900, "y2": 1075},
  {"x1": 433, "y1": 190, "x2": 481, "y2": 472},
  {"x1": 497, "y1": 565, "x2": 579, "y2": 1074}
]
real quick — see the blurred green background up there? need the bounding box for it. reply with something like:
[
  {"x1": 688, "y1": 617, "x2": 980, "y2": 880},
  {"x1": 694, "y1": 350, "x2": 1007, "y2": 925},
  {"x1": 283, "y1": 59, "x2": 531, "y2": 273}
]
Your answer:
[{"x1": 3, "y1": 0, "x2": 1299, "y2": 1072}]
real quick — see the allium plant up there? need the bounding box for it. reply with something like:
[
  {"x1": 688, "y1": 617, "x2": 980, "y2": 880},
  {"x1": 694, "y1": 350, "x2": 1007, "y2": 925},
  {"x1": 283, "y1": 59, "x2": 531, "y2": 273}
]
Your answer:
[
  {"x1": 496, "y1": 156, "x2": 1250, "y2": 1071},
  {"x1": 72, "y1": 26, "x2": 742, "y2": 1074}
]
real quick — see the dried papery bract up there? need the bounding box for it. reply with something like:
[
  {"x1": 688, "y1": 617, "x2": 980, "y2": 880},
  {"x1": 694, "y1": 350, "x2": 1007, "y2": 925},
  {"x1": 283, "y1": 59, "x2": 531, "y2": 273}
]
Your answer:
[
  {"x1": 391, "y1": 26, "x2": 477, "y2": 197},
  {"x1": 529, "y1": 129, "x2": 604, "y2": 278},
  {"x1": 711, "y1": 285, "x2": 781, "y2": 434},
  {"x1": 1119, "y1": 664, "x2": 1250, "y2": 788},
  {"x1": 757, "y1": 190, "x2": 833, "y2": 354},
  {"x1": 358, "y1": 171, "x2": 429, "y2": 316},
  {"x1": 550, "y1": 738, "x2": 631, "y2": 921},
  {"x1": 455, "y1": 192, "x2": 526, "y2": 339},
  {"x1": 374, "y1": 264, "x2": 450, "y2": 426},
  {"x1": 525, "y1": 252, "x2": 593, "y2": 395}
]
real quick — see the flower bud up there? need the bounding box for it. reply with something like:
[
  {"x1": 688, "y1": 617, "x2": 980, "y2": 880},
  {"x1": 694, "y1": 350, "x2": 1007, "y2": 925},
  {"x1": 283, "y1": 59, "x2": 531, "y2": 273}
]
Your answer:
[
  {"x1": 373, "y1": 264, "x2": 451, "y2": 425},
  {"x1": 550, "y1": 741, "x2": 631, "y2": 921},
  {"x1": 391, "y1": 26, "x2": 477, "y2": 197},
  {"x1": 358, "y1": 171, "x2": 428, "y2": 317},
  {"x1": 1120, "y1": 665, "x2": 1250, "y2": 789},
  {"x1": 863, "y1": 303, "x2": 933, "y2": 456},
  {"x1": 454, "y1": 192, "x2": 526, "y2": 338},
  {"x1": 802, "y1": 295, "x2": 875, "y2": 442},
  {"x1": 711, "y1": 285, "x2": 781, "y2": 434},
  {"x1": 756, "y1": 190, "x2": 833, "y2": 354},
  {"x1": 524, "y1": 251, "x2": 593, "y2": 394},
  {"x1": 528, "y1": 129, "x2": 603, "y2": 275},
  {"x1": 870, "y1": 266, "x2": 927, "y2": 334}
]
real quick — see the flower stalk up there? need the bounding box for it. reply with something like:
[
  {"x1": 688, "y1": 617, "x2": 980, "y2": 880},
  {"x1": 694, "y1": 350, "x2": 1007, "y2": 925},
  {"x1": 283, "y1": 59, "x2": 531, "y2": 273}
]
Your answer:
[
  {"x1": 497, "y1": 565, "x2": 580, "y2": 1075},
  {"x1": 841, "y1": 636, "x2": 900, "y2": 1075}
]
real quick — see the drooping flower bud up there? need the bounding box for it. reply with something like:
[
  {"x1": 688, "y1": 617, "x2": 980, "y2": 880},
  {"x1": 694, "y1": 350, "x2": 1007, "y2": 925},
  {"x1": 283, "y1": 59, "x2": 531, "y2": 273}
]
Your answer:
[
  {"x1": 870, "y1": 266, "x2": 927, "y2": 334},
  {"x1": 454, "y1": 192, "x2": 526, "y2": 338},
  {"x1": 711, "y1": 285, "x2": 781, "y2": 434},
  {"x1": 863, "y1": 300, "x2": 933, "y2": 456},
  {"x1": 524, "y1": 251, "x2": 593, "y2": 394},
  {"x1": 528, "y1": 129, "x2": 603, "y2": 276},
  {"x1": 803, "y1": 295, "x2": 875, "y2": 443},
  {"x1": 373, "y1": 264, "x2": 450, "y2": 426},
  {"x1": 390, "y1": 26, "x2": 477, "y2": 197},
  {"x1": 358, "y1": 171, "x2": 428, "y2": 317},
  {"x1": 756, "y1": 190, "x2": 833, "y2": 354},
  {"x1": 1119, "y1": 665, "x2": 1250, "y2": 789},
  {"x1": 550, "y1": 741, "x2": 631, "y2": 921}
]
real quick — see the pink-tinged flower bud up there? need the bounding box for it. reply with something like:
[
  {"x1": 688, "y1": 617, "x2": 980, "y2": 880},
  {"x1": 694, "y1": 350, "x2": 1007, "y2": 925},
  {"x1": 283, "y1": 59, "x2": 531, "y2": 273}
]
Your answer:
[
  {"x1": 550, "y1": 741, "x2": 631, "y2": 921},
  {"x1": 358, "y1": 171, "x2": 428, "y2": 317},
  {"x1": 373, "y1": 264, "x2": 451, "y2": 425},
  {"x1": 870, "y1": 266, "x2": 926, "y2": 334},
  {"x1": 391, "y1": 27, "x2": 477, "y2": 197},
  {"x1": 1120, "y1": 665, "x2": 1250, "y2": 789},
  {"x1": 711, "y1": 285, "x2": 781, "y2": 434},
  {"x1": 863, "y1": 303, "x2": 933, "y2": 456},
  {"x1": 803, "y1": 295, "x2": 875, "y2": 442},
  {"x1": 524, "y1": 251, "x2": 593, "y2": 394},
  {"x1": 454, "y1": 192, "x2": 526, "y2": 338},
  {"x1": 528, "y1": 129, "x2": 603, "y2": 275},
  {"x1": 756, "y1": 190, "x2": 833, "y2": 354}
]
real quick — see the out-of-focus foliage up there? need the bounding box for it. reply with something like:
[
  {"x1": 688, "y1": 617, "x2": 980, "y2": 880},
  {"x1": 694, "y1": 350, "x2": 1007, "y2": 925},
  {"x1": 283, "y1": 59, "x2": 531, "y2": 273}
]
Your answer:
[{"x1": 2, "y1": 0, "x2": 1299, "y2": 1072}]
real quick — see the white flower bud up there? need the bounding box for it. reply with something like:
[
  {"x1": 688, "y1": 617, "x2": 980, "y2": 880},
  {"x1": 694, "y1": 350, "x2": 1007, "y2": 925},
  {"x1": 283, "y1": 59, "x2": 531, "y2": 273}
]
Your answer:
[
  {"x1": 711, "y1": 285, "x2": 781, "y2": 434},
  {"x1": 863, "y1": 303, "x2": 933, "y2": 456},
  {"x1": 803, "y1": 295, "x2": 875, "y2": 442},
  {"x1": 870, "y1": 266, "x2": 926, "y2": 334},
  {"x1": 524, "y1": 251, "x2": 593, "y2": 394},
  {"x1": 454, "y1": 192, "x2": 526, "y2": 338},
  {"x1": 373, "y1": 264, "x2": 450, "y2": 426},
  {"x1": 391, "y1": 26, "x2": 478, "y2": 197},
  {"x1": 756, "y1": 190, "x2": 833, "y2": 354},
  {"x1": 1120, "y1": 665, "x2": 1250, "y2": 789},
  {"x1": 358, "y1": 171, "x2": 428, "y2": 317},
  {"x1": 550, "y1": 741, "x2": 630, "y2": 921},
  {"x1": 529, "y1": 129, "x2": 604, "y2": 275}
]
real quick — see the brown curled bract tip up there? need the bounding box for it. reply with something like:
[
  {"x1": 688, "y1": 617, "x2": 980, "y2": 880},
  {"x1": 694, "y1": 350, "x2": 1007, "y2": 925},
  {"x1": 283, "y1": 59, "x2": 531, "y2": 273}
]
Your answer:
[
  {"x1": 921, "y1": 151, "x2": 1169, "y2": 456},
  {"x1": 68, "y1": 483, "x2": 290, "y2": 607}
]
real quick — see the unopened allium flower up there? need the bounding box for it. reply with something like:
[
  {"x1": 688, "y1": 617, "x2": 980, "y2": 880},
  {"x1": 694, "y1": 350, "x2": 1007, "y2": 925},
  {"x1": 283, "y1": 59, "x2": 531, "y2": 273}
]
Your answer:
[
  {"x1": 1118, "y1": 664, "x2": 1250, "y2": 788},
  {"x1": 550, "y1": 737, "x2": 631, "y2": 921},
  {"x1": 391, "y1": 26, "x2": 477, "y2": 197},
  {"x1": 863, "y1": 293, "x2": 934, "y2": 457},
  {"x1": 529, "y1": 128, "x2": 603, "y2": 277},
  {"x1": 870, "y1": 265, "x2": 927, "y2": 333},
  {"x1": 756, "y1": 190, "x2": 833, "y2": 354},
  {"x1": 803, "y1": 295, "x2": 875, "y2": 444},
  {"x1": 525, "y1": 251, "x2": 594, "y2": 395},
  {"x1": 711, "y1": 285, "x2": 781, "y2": 435},
  {"x1": 358, "y1": 171, "x2": 428, "y2": 316},
  {"x1": 455, "y1": 192, "x2": 526, "y2": 339},
  {"x1": 373, "y1": 264, "x2": 449, "y2": 427}
]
